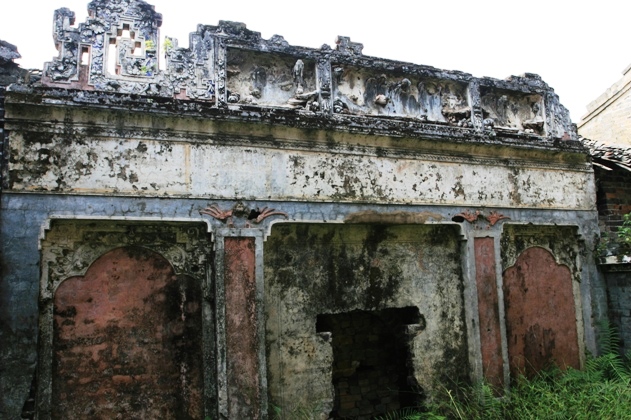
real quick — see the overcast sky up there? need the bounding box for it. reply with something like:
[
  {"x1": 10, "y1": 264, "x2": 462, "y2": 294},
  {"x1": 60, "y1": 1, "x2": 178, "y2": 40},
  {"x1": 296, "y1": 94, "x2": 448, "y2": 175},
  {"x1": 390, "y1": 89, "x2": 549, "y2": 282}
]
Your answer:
[{"x1": 2, "y1": 0, "x2": 629, "y2": 123}]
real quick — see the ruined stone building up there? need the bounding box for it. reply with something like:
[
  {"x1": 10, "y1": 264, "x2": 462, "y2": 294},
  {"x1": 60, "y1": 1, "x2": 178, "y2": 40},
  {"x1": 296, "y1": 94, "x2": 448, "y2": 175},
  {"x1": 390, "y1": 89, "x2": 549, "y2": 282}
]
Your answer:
[{"x1": 0, "y1": 1, "x2": 606, "y2": 418}]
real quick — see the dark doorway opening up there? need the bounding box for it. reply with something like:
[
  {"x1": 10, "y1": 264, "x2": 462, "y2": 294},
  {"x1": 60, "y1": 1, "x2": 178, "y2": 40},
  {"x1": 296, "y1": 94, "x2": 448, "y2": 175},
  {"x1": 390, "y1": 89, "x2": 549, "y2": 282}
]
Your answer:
[{"x1": 316, "y1": 307, "x2": 423, "y2": 419}]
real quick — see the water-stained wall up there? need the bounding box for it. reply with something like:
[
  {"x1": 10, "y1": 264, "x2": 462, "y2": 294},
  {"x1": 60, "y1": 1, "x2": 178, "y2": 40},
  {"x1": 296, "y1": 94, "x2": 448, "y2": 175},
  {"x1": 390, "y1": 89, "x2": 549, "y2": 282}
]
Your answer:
[
  {"x1": 226, "y1": 49, "x2": 316, "y2": 107},
  {"x1": 264, "y1": 223, "x2": 468, "y2": 417},
  {"x1": 4, "y1": 111, "x2": 595, "y2": 210},
  {"x1": 334, "y1": 67, "x2": 469, "y2": 123}
]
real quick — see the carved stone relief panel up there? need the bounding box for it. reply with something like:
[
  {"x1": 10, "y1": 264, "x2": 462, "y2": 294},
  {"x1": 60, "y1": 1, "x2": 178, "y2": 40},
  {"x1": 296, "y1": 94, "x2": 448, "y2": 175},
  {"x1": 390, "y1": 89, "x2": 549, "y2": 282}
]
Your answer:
[
  {"x1": 431, "y1": 79, "x2": 472, "y2": 126},
  {"x1": 165, "y1": 34, "x2": 216, "y2": 101},
  {"x1": 316, "y1": 58, "x2": 333, "y2": 114},
  {"x1": 44, "y1": 0, "x2": 173, "y2": 95},
  {"x1": 501, "y1": 224, "x2": 581, "y2": 281},
  {"x1": 333, "y1": 66, "x2": 470, "y2": 124},
  {"x1": 41, "y1": 221, "x2": 210, "y2": 289},
  {"x1": 480, "y1": 89, "x2": 545, "y2": 135},
  {"x1": 47, "y1": 8, "x2": 81, "y2": 83},
  {"x1": 105, "y1": 20, "x2": 158, "y2": 78},
  {"x1": 89, "y1": 0, "x2": 162, "y2": 85},
  {"x1": 38, "y1": 1, "x2": 578, "y2": 141},
  {"x1": 226, "y1": 49, "x2": 316, "y2": 108}
]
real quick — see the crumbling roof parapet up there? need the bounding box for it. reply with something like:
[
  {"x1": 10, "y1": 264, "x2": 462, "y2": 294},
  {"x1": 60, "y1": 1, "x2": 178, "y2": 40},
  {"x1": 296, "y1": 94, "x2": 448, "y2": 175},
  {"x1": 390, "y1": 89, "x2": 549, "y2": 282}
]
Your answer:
[
  {"x1": 4, "y1": 84, "x2": 587, "y2": 160},
  {"x1": 0, "y1": 40, "x2": 21, "y2": 64},
  {"x1": 39, "y1": 0, "x2": 576, "y2": 144},
  {"x1": 0, "y1": 40, "x2": 35, "y2": 88}
]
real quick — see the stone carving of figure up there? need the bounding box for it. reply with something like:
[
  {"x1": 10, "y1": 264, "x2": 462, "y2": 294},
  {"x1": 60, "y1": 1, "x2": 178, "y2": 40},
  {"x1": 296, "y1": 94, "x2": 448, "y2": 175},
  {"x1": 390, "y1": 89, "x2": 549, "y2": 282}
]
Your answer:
[
  {"x1": 250, "y1": 66, "x2": 266, "y2": 99},
  {"x1": 364, "y1": 74, "x2": 387, "y2": 108},
  {"x1": 418, "y1": 81, "x2": 445, "y2": 122},
  {"x1": 392, "y1": 78, "x2": 418, "y2": 113},
  {"x1": 497, "y1": 95, "x2": 509, "y2": 124},
  {"x1": 293, "y1": 59, "x2": 305, "y2": 94},
  {"x1": 441, "y1": 90, "x2": 471, "y2": 126},
  {"x1": 51, "y1": 47, "x2": 78, "y2": 81},
  {"x1": 522, "y1": 101, "x2": 545, "y2": 134}
]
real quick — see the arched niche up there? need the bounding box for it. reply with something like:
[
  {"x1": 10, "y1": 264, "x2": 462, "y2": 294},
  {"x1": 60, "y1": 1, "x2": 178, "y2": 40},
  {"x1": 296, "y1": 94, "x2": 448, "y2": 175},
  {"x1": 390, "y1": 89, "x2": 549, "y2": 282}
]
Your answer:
[
  {"x1": 503, "y1": 246, "x2": 580, "y2": 379},
  {"x1": 52, "y1": 246, "x2": 203, "y2": 418},
  {"x1": 37, "y1": 219, "x2": 213, "y2": 419}
]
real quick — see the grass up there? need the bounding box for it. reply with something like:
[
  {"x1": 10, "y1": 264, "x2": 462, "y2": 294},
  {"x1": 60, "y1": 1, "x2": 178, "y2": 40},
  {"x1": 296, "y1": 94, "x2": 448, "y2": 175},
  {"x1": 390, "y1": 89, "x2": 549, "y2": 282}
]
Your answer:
[
  {"x1": 422, "y1": 362, "x2": 631, "y2": 419},
  {"x1": 376, "y1": 324, "x2": 631, "y2": 420},
  {"x1": 273, "y1": 358, "x2": 631, "y2": 420},
  {"x1": 274, "y1": 355, "x2": 631, "y2": 419},
  {"x1": 271, "y1": 324, "x2": 631, "y2": 419}
]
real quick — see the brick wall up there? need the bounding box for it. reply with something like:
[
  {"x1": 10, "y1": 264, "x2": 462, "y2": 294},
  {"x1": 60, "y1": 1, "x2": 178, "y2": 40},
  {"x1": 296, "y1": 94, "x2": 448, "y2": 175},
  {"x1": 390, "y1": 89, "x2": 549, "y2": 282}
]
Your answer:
[
  {"x1": 595, "y1": 166, "x2": 631, "y2": 232},
  {"x1": 579, "y1": 67, "x2": 631, "y2": 147},
  {"x1": 593, "y1": 162, "x2": 631, "y2": 356},
  {"x1": 604, "y1": 271, "x2": 631, "y2": 355},
  {"x1": 503, "y1": 246, "x2": 580, "y2": 378}
]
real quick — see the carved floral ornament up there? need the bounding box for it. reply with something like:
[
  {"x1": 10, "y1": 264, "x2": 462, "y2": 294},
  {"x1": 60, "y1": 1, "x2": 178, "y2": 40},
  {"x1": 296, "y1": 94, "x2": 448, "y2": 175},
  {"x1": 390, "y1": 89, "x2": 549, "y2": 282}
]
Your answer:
[
  {"x1": 199, "y1": 201, "x2": 288, "y2": 228},
  {"x1": 452, "y1": 210, "x2": 510, "y2": 229}
]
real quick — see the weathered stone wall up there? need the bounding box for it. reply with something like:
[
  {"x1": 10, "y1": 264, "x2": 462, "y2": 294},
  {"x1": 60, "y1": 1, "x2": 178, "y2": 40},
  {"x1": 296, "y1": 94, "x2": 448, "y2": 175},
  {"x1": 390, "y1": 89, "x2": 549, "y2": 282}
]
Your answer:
[
  {"x1": 0, "y1": 195, "x2": 604, "y2": 419},
  {"x1": 579, "y1": 66, "x2": 631, "y2": 146},
  {"x1": 3, "y1": 96, "x2": 595, "y2": 210},
  {"x1": 264, "y1": 223, "x2": 469, "y2": 416}
]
